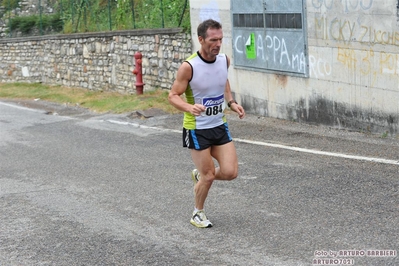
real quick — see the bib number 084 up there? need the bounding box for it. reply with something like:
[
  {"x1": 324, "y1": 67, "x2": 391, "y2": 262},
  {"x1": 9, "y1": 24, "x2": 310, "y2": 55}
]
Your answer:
[{"x1": 205, "y1": 104, "x2": 223, "y2": 116}]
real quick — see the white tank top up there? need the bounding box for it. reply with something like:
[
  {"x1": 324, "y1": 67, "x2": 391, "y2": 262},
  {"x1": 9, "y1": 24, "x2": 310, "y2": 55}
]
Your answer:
[{"x1": 183, "y1": 52, "x2": 228, "y2": 130}]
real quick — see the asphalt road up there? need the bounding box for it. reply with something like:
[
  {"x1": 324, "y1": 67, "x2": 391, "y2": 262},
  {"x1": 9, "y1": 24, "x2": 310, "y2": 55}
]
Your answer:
[{"x1": 1, "y1": 99, "x2": 398, "y2": 266}]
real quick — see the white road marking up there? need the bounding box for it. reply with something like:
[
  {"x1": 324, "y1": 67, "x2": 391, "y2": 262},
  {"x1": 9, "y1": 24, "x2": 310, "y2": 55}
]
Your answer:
[
  {"x1": 107, "y1": 119, "x2": 181, "y2": 133},
  {"x1": 0, "y1": 101, "x2": 44, "y2": 113},
  {"x1": 234, "y1": 138, "x2": 399, "y2": 166},
  {"x1": 107, "y1": 120, "x2": 399, "y2": 166},
  {"x1": 2, "y1": 101, "x2": 396, "y2": 167}
]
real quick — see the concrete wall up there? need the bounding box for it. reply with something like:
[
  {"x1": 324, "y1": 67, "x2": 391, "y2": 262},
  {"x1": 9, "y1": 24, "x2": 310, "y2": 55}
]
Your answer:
[
  {"x1": 190, "y1": 0, "x2": 399, "y2": 136},
  {"x1": 0, "y1": 29, "x2": 191, "y2": 93}
]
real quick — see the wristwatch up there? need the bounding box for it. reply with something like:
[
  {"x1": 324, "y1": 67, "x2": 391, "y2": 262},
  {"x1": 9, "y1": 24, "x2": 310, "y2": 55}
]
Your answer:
[{"x1": 227, "y1": 100, "x2": 237, "y2": 108}]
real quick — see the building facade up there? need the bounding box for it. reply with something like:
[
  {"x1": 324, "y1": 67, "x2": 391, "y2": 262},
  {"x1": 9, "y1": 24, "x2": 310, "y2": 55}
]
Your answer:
[{"x1": 189, "y1": 0, "x2": 399, "y2": 135}]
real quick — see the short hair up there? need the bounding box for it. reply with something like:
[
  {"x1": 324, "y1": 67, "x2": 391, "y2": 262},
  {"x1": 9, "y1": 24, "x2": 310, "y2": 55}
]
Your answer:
[{"x1": 197, "y1": 19, "x2": 222, "y2": 39}]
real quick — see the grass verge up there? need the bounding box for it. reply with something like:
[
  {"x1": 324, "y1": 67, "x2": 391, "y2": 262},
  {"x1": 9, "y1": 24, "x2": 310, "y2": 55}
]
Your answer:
[{"x1": 0, "y1": 82, "x2": 181, "y2": 114}]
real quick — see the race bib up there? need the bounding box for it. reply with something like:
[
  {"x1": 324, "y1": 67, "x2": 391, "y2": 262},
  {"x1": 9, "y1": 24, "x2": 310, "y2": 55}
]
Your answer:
[{"x1": 201, "y1": 94, "x2": 225, "y2": 116}]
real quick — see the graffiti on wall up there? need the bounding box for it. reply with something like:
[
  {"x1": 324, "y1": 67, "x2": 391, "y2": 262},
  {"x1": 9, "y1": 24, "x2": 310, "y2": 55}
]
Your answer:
[
  {"x1": 311, "y1": 0, "x2": 373, "y2": 13},
  {"x1": 311, "y1": 0, "x2": 399, "y2": 83},
  {"x1": 234, "y1": 32, "x2": 307, "y2": 74},
  {"x1": 330, "y1": 46, "x2": 399, "y2": 86},
  {"x1": 315, "y1": 16, "x2": 399, "y2": 46},
  {"x1": 309, "y1": 55, "x2": 332, "y2": 78},
  {"x1": 337, "y1": 46, "x2": 399, "y2": 84}
]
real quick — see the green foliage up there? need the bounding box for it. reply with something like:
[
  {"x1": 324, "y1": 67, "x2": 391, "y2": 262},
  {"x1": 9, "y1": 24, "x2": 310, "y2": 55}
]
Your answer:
[
  {"x1": 42, "y1": 14, "x2": 64, "y2": 32},
  {"x1": 8, "y1": 13, "x2": 63, "y2": 35},
  {"x1": 381, "y1": 131, "x2": 389, "y2": 138},
  {"x1": 0, "y1": 0, "x2": 19, "y2": 21},
  {"x1": 1, "y1": 0, "x2": 20, "y2": 11},
  {"x1": 4, "y1": 0, "x2": 190, "y2": 36},
  {"x1": 10, "y1": 16, "x2": 37, "y2": 34},
  {"x1": 58, "y1": 0, "x2": 190, "y2": 33}
]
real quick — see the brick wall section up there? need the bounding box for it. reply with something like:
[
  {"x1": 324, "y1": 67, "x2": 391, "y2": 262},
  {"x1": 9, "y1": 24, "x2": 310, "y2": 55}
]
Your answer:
[{"x1": 0, "y1": 28, "x2": 192, "y2": 93}]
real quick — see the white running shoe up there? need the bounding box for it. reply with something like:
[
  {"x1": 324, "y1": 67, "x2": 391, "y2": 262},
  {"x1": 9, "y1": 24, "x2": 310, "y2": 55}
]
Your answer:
[
  {"x1": 191, "y1": 169, "x2": 200, "y2": 184},
  {"x1": 190, "y1": 210, "x2": 213, "y2": 228}
]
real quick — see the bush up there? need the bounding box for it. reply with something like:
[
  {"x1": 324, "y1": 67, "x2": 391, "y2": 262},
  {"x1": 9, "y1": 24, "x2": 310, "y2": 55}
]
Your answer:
[
  {"x1": 9, "y1": 14, "x2": 64, "y2": 35},
  {"x1": 1, "y1": 0, "x2": 19, "y2": 11}
]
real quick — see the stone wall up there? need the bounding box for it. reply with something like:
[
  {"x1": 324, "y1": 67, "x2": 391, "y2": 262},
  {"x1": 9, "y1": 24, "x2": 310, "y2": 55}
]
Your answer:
[{"x1": 0, "y1": 28, "x2": 192, "y2": 93}]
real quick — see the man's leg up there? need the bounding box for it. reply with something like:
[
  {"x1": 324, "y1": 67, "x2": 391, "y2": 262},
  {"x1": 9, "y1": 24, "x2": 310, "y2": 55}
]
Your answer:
[
  {"x1": 190, "y1": 141, "x2": 238, "y2": 210},
  {"x1": 190, "y1": 147, "x2": 215, "y2": 210},
  {"x1": 211, "y1": 141, "x2": 238, "y2": 181}
]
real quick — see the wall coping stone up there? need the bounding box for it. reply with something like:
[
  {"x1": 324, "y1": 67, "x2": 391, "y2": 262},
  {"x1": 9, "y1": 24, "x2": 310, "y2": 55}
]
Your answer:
[{"x1": 0, "y1": 28, "x2": 184, "y2": 44}]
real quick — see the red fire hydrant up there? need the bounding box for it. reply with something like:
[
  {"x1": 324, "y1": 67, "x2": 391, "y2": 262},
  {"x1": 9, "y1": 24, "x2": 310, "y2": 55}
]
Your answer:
[{"x1": 132, "y1": 52, "x2": 145, "y2": 95}]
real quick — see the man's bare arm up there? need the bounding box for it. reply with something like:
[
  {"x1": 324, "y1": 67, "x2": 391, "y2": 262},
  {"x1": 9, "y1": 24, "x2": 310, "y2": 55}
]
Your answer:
[{"x1": 168, "y1": 62, "x2": 205, "y2": 116}]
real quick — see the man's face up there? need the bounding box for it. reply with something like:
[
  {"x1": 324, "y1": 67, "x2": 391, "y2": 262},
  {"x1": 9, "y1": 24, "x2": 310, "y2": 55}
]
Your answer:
[{"x1": 199, "y1": 27, "x2": 223, "y2": 59}]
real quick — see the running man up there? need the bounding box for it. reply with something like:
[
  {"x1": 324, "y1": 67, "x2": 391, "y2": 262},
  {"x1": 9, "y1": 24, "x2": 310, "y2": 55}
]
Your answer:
[{"x1": 168, "y1": 19, "x2": 245, "y2": 228}]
